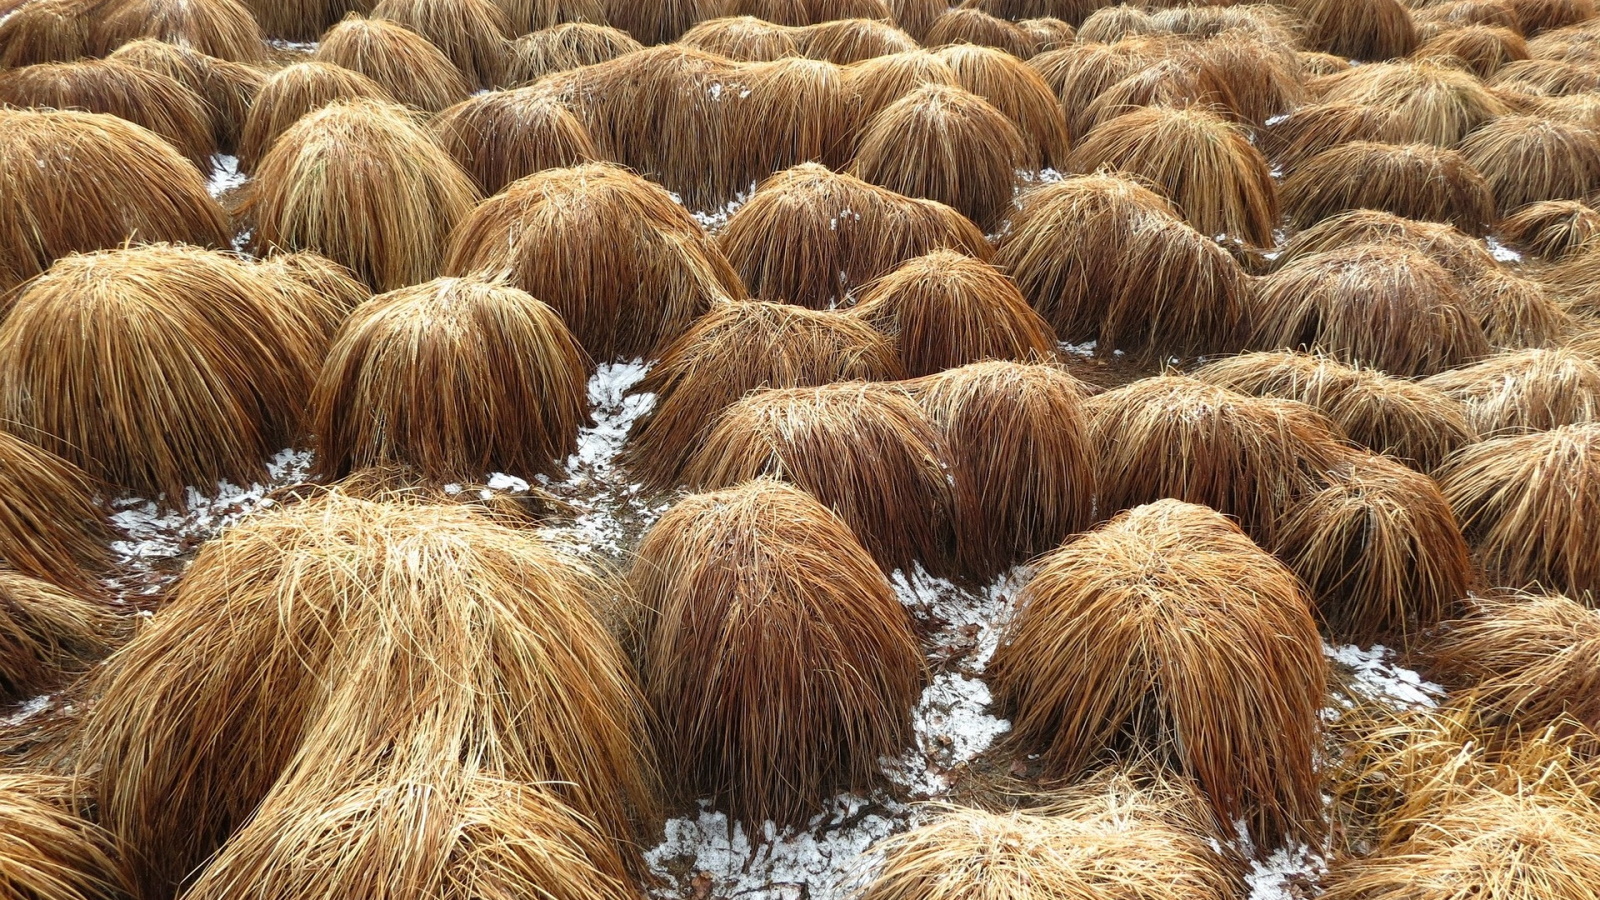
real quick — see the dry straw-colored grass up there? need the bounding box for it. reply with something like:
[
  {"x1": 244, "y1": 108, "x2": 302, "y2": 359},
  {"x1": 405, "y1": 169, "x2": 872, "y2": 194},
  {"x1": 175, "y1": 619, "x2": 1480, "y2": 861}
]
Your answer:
[
  {"x1": 312, "y1": 14, "x2": 471, "y2": 113},
  {"x1": 445, "y1": 162, "x2": 742, "y2": 359},
  {"x1": 372, "y1": 0, "x2": 512, "y2": 89},
  {"x1": 681, "y1": 15, "x2": 801, "y2": 60},
  {"x1": 1424, "y1": 347, "x2": 1600, "y2": 435},
  {"x1": 1440, "y1": 422, "x2": 1600, "y2": 598},
  {"x1": 1027, "y1": 40, "x2": 1151, "y2": 140},
  {"x1": 1285, "y1": 0, "x2": 1419, "y2": 60},
  {"x1": 503, "y1": 23, "x2": 641, "y2": 85},
  {"x1": 1274, "y1": 452, "x2": 1473, "y2": 645},
  {"x1": 0, "y1": 0, "x2": 95, "y2": 68},
  {"x1": 1075, "y1": 54, "x2": 1241, "y2": 137},
  {"x1": 247, "y1": 99, "x2": 481, "y2": 293},
  {"x1": 1413, "y1": 0, "x2": 1523, "y2": 33},
  {"x1": 934, "y1": 43, "x2": 1071, "y2": 169},
  {"x1": 682, "y1": 382, "x2": 956, "y2": 573},
  {"x1": 886, "y1": 0, "x2": 943, "y2": 40},
  {"x1": 1187, "y1": 31, "x2": 1307, "y2": 127},
  {"x1": 852, "y1": 83, "x2": 1026, "y2": 231},
  {"x1": 240, "y1": 0, "x2": 376, "y2": 41},
  {"x1": 722, "y1": 0, "x2": 883, "y2": 24},
  {"x1": 429, "y1": 88, "x2": 598, "y2": 196},
  {"x1": 1314, "y1": 60, "x2": 1510, "y2": 146},
  {"x1": 1491, "y1": 56, "x2": 1600, "y2": 94},
  {"x1": 0, "y1": 568, "x2": 118, "y2": 703},
  {"x1": 1077, "y1": 4, "x2": 1152, "y2": 41},
  {"x1": 1506, "y1": 0, "x2": 1598, "y2": 33},
  {"x1": 1461, "y1": 116, "x2": 1600, "y2": 226},
  {"x1": 1258, "y1": 101, "x2": 1399, "y2": 175},
  {"x1": 907, "y1": 361, "x2": 1094, "y2": 578},
  {"x1": 1462, "y1": 269, "x2": 1577, "y2": 348},
  {"x1": 1542, "y1": 240, "x2": 1600, "y2": 318},
  {"x1": 626, "y1": 300, "x2": 901, "y2": 491},
  {"x1": 849, "y1": 249, "x2": 1055, "y2": 377},
  {"x1": 1416, "y1": 24, "x2": 1530, "y2": 76},
  {"x1": 0, "y1": 430, "x2": 112, "y2": 595},
  {"x1": 0, "y1": 773, "x2": 133, "y2": 900},
  {"x1": 74, "y1": 491, "x2": 655, "y2": 894},
  {"x1": 107, "y1": 40, "x2": 265, "y2": 156},
  {"x1": 490, "y1": 0, "x2": 607, "y2": 33},
  {"x1": 310, "y1": 277, "x2": 586, "y2": 483},
  {"x1": 719, "y1": 162, "x2": 990, "y2": 310},
  {"x1": 1272, "y1": 208, "x2": 1500, "y2": 280},
  {"x1": 1281, "y1": 142, "x2": 1498, "y2": 234},
  {"x1": 1069, "y1": 106, "x2": 1277, "y2": 248},
  {"x1": 842, "y1": 49, "x2": 961, "y2": 140},
  {"x1": 237, "y1": 62, "x2": 393, "y2": 174},
  {"x1": 927, "y1": 8, "x2": 1039, "y2": 58},
  {"x1": 252, "y1": 250, "x2": 372, "y2": 328},
  {"x1": 1526, "y1": 21, "x2": 1600, "y2": 62},
  {"x1": 631, "y1": 479, "x2": 922, "y2": 826},
  {"x1": 995, "y1": 174, "x2": 1249, "y2": 360},
  {"x1": 88, "y1": 0, "x2": 267, "y2": 62},
  {"x1": 0, "y1": 59, "x2": 217, "y2": 174},
  {"x1": 1195, "y1": 351, "x2": 1478, "y2": 473},
  {"x1": 990, "y1": 500, "x2": 1327, "y2": 847},
  {"x1": 1498, "y1": 199, "x2": 1600, "y2": 259},
  {"x1": 958, "y1": 0, "x2": 1101, "y2": 24},
  {"x1": 1018, "y1": 15, "x2": 1075, "y2": 50},
  {"x1": 728, "y1": 56, "x2": 855, "y2": 185},
  {"x1": 1299, "y1": 49, "x2": 1355, "y2": 75},
  {"x1": 799, "y1": 18, "x2": 918, "y2": 63},
  {"x1": 603, "y1": 0, "x2": 723, "y2": 44}
]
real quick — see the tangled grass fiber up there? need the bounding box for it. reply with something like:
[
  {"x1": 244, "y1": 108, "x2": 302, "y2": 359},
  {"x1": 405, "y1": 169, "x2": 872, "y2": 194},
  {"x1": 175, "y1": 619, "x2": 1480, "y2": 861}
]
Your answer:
[
  {"x1": 1424, "y1": 347, "x2": 1600, "y2": 435},
  {"x1": 252, "y1": 251, "x2": 372, "y2": 332},
  {"x1": 0, "y1": 0, "x2": 96, "y2": 68},
  {"x1": 1497, "y1": 199, "x2": 1600, "y2": 259},
  {"x1": 630, "y1": 479, "x2": 922, "y2": 826},
  {"x1": 0, "y1": 430, "x2": 113, "y2": 595},
  {"x1": 934, "y1": 43, "x2": 1072, "y2": 169},
  {"x1": 604, "y1": 0, "x2": 730, "y2": 45},
  {"x1": 1285, "y1": 0, "x2": 1419, "y2": 60},
  {"x1": 0, "y1": 568, "x2": 119, "y2": 703},
  {"x1": 312, "y1": 14, "x2": 471, "y2": 113},
  {"x1": 237, "y1": 62, "x2": 393, "y2": 174},
  {"x1": 428, "y1": 88, "x2": 599, "y2": 196},
  {"x1": 1541, "y1": 240, "x2": 1600, "y2": 318},
  {"x1": 88, "y1": 0, "x2": 267, "y2": 62},
  {"x1": 926, "y1": 7, "x2": 1039, "y2": 58},
  {"x1": 502, "y1": 23, "x2": 642, "y2": 86},
  {"x1": 680, "y1": 15, "x2": 802, "y2": 60},
  {"x1": 106, "y1": 40, "x2": 265, "y2": 156},
  {"x1": 239, "y1": 0, "x2": 375, "y2": 41},
  {"x1": 799, "y1": 17, "x2": 917, "y2": 63},
  {"x1": 1027, "y1": 39, "x2": 1163, "y2": 140},
  {"x1": 841, "y1": 50, "x2": 961, "y2": 144},
  {"x1": 724, "y1": 56, "x2": 855, "y2": 186},
  {"x1": 1416, "y1": 24, "x2": 1530, "y2": 77},
  {"x1": 1463, "y1": 269, "x2": 1577, "y2": 350},
  {"x1": 1259, "y1": 101, "x2": 1402, "y2": 175},
  {"x1": 1074, "y1": 54, "x2": 1240, "y2": 138},
  {"x1": 1271, "y1": 209, "x2": 1500, "y2": 281},
  {"x1": 372, "y1": 0, "x2": 512, "y2": 90},
  {"x1": 1506, "y1": 0, "x2": 1598, "y2": 33},
  {"x1": 1281, "y1": 142, "x2": 1498, "y2": 234},
  {"x1": 1313, "y1": 59, "x2": 1510, "y2": 147},
  {"x1": 0, "y1": 773, "x2": 133, "y2": 900},
  {"x1": 1458, "y1": 115, "x2": 1600, "y2": 212}
]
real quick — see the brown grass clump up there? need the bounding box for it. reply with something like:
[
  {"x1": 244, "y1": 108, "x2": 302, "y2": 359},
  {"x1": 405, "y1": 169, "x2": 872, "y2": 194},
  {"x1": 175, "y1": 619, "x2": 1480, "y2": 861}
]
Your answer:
[
  {"x1": 719, "y1": 162, "x2": 990, "y2": 310},
  {"x1": 907, "y1": 361, "x2": 1094, "y2": 578},
  {"x1": 490, "y1": 0, "x2": 607, "y2": 34},
  {"x1": 726, "y1": 56, "x2": 855, "y2": 186},
  {"x1": 928, "y1": 8, "x2": 1038, "y2": 57},
  {"x1": 958, "y1": 0, "x2": 1101, "y2": 24},
  {"x1": 252, "y1": 251, "x2": 372, "y2": 327},
  {"x1": 237, "y1": 62, "x2": 392, "y2": 174},
  {"x1": 1491, "y1": 56, "x2": 1600, "y2": 93},
  {"x1": 247, "y1": 100, "x2": 480, "y2": 293},
  {"x1": 842, "y1": 49, "x2": 961, "y2": 137},
  {"x1": 1462, "y1": 269, "x2": 1577, "y2": 349},
  {"x1": 1195, "y1": 351, "x2": 1479, "y2": 473},
  {"x1": 429, "y1": 88, "x2": 597, "y2": 196},
  {"x1": 1284, "y1": 0, "x2": 1419, "y2": 60},
  {"x1": 1271, "y1": 208, "x2": 1500, "y2": 280},
  {"x1": 0, "y1": 430, "x2": 113, "y2": 595},
  {"x1": 681, "y1": 15, "x2": 801, "y2": 60},
  {"x1": 1281, "y1": 143, "x2": 1498, "y2": 233},
  {"x1": 725, "y1": 0, "x2": 888, "y2": 24},
  {"x1": 1526, "y1": 22, "x2": 1600, "y2": 62},
  {"x1": 88, "y1": 0, "x2": 267, "y2": 62},
  {"x1": 627, "y1": 301, "x2": 900, "y2": 490},
  {"x1": 682, "y1": 382, "x2": 956, "y2": 573},
  {"x1": 1187, "y1": 32, "x2": 1307, "y2": 128},
  {"x1": 1259, "y1": 101, "x2": 1401, "y2": 175},
  {"x1": 603, "y1": 0, "x2": 724, "y2": 44},
  {"x1": 0, "y1": 774, "x2": 132, "y2": 900},
  {"x1": 799, "y1": 18, "x2": 918, "y2": 63},
  {"x1": 445, "y1": 163, "x2": 741, "y2": 359},
  {"x1": 995, "y1": 174, "x2": 1250, "y2": 360},
  {"x1": 74, "y1": 491, "x2": 654, "y2": 894},
  {"x1": 0, "y1": 569, "x2": 118, "y2": 702},
  {"x1": 0, "y1": 59, "x2": 216, "y2": 174},
  {"x1": 1076, "y1": 54, "x2": 1243, "y2": 139},
  {"x1": 0, "y1": 245, "x2": 330, "y2": 503},
  {"x1": 1439, "y1": 422, "x2": 1600, "y2": 598},
  {"x1": 990, "y1": 499, "x2": 1327, "y2": 847},
  {"x1": 312, "y1": 14, "x2": 471, "y2": 113},
  {"x1": 239, "y1": 0, "x2": 376, "y2": 42},
  {"x1": 1413, "y1": 0, "x2": 1522, "y2": 33},
  {"x1": 0, "y1": 0, "x2": 101, "y2": 68},
  {"x1": 1423, "y1": 347, "x2": 1600, "y2": 434},
  {"x1": 850, "y1": 249, "x2": 1056, "y2": 376},
  {"x1": 1505, "y1": 0, "x2": 1598, "y2": 33},
  {"x1": 1017, "y1": 16, "x2": 1074, "y2": 50},
  {"x1": 1459, "y1": 116, "x2": 1600, "y2": 212},
  {"x1": 309, "y1": 277, "x2": 586, "y2": 483},
  {"x1": 502, "y1": 23, "x2": 642, "y2": 85},
  {"x1": 631, "y1": 479, "x2": 922, "y2": 826},
  {"x1": 885, "y1": 0, "x2": 942, "y2": 40},
  {"x1": 1416, "y1": 24, "x2": 1530, "y2": 77},
  {"x1": 1027, "y1": 39, "x2": 1163, "y2": 140},
  {"x1": 1077, "y1": 5, "x2": 1153, "y2": 41},
  {"x1": 1315, "y1": 60, "x2": 1510, "y2": 146},
  {"x1": 372, "y1": 0, "x2": 512, "y2": 89},
  {"x1": 1542, "y1": 241, "x2": 1600, "y2": 317},
  {"x1": 1497, "y1": 200, "x2": 1600, "y2": 259},
  {"x1": 106, "y1": 40, "x2": 264, "y2": 156},
  {"x1": 1299, "y1": 49, "x2": 1354, "y2": 75}
]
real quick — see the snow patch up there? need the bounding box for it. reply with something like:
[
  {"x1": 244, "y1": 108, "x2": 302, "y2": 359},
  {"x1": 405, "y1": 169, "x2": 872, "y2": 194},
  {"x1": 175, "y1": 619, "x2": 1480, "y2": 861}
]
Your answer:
[
  {"x1": 1486, "y1": 236, "x2": 1523, "y2": 263},
  {"x1": 1245, "y1": 840, "x2": 1327, "y2": 900},
  {"x1": 1325, "y1": 643, "x2": 1444, "y2": 711},
  {"x1": 3, "y1": 694, "x2": 53, "y2": 728},
  {"x1": 207, "y1": 154, "x2": 245, "y2": 197}
]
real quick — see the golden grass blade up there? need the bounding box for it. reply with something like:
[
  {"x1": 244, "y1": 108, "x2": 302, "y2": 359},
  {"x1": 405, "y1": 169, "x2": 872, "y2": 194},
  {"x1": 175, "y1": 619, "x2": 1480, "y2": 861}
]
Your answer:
[
  {"x1": 89, "y1": 0, "x2": 267, "y2": 63},
  {"x1": 106, "y1": 40, "x2": 265, "y2": 156},
  {"x1": 0, "y1": 430, "x2": 114, "y2": 595},
  {"x1": 502, "y1": 22, "x2": 641, "y2": 85},
  {"x1": 312, "y1": 14, "x2": 471, "y2": 113},
  {"x1": 0, "y1": 568, "x2": 121, "y2": 703},
  {"x1": 1281, "y1": 142, "x2": 1498, "y2": 234},
  {"x1": 372, "y1": 0, "x2": 513, "y2": 90},
  {"x1": 429, "y1": 88, "x2": 598, "y2": 196}
]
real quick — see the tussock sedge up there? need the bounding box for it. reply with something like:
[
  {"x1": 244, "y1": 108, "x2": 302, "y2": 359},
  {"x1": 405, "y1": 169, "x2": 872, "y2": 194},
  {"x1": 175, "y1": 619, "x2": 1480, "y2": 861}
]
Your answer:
[
  {"x1": 1187, "y1": 30, "x2": 1307, "y2": 127},
  {"x1": 887, "y1": 0, "x2": 943, "y2": 40},
  {"x1": 727, "y1": 56, "x2": 856, "y2": 184},
  {"x1": 1492, "y1": 56, "x2": 1600, "y2": 94},
  {"x1": 0, "y1": 0, "x2": 96, "y2": 68},
  {"x1": 926, "y1": 7, "x2": 1039, "y2": 58},
  {"x1": 429, "y1": 88, "x2": 599, "y2": 196},
  {"x1": 1416, "y1": 24, "x2": 1530, "y2": 77},
  {"x1": 1458, "y1": 115, "x2": 1600, "y2": 212},
  {"x1": 1314, "y1": 59, "x2": 1510, "y2": 146},
  {"x1": 107, "y1": 40, "x2": 266, "y2": 156},
  {"x1": 1298, "y1": 49, "x2": 1355, "y2": 76},
  {"x1": 1281, "y1": 142, "x2": 1498, "y2": 234},
  {"x1": 312, "y1": 14, "x2": 471, "y2": 113},
  {"x1": 800, "y1": 18, "x2": 919, "y2": 63},
  {"x1": 0, "y1": 568, "x2": 119, "y2": 703},
  {"x1": 1463, "y1": 268, "x2": 1578, "y2": 349},
  {"x1": 0, "y1": 773, "x2": 134, "y2": 900},
  {"x1": 1506, "y1": 0, "x2": 1598, "y2": 34},
  {"x1": 1259, "y1": 101, "x2": 1404, "y2": 174},
  {"x1": 492, "y1": 0, "x2": 608, "y2": 35},
  {"x1": 603, "y1": 0, "x2": 726, "y2": 45},
  {"x1": 631, "y1": 479, "x2": 923, "y2": 827},
  {"x1": 1286, "y1": 0, "x2": 1419, "y2": 60},
  {"x1": 239, "y1": 0, "x2": 375, "y2": 42},
  {"x1": 372, "y1": 0, "x2": 512, "y2": 90},
  {"x1": 0, "y1": 430, "x2": 114, "y2": 596},
  {"x1": 88, "y1": 0, "x2": 267, "y2": 63},
  {"x1": 237, "y1": 62, "x2": 394, "y2": 174},
  {"x1": 681, "y1": 15, "x2": 802, "y2": 60},
  {"x1": 502, "y1": 22, "x2": 643, "y2": 86},
  {"x1": 1271, "y1": 208, "x2": 1501, "y2": 280},
  {"x1": 1542, "y1": 240, "x2": 1600, "y2": 318},
  {"x1": 1497, "y1": 199, "x2": 1600, "y2": 259},
  {"x1": 1017, "y1": 15, "x2": 1075, "y2": 51},
  {"x1": 1075, "y1": 55, "x2": 1241, "y2": 138},
  {"x1": 1077, "y1": 4, "x2": 1153, "y2": 41},
  {"x1": 959, "y1": 0, "x2": 1102, "y2": 27},
  {"x1": 1412, "y1": 0, "x2": 1522, "y2": 35},
  {"x1": 1026, "y1": 39, "x2": 1153, "y2": 139},
  {"x1": 843, "y1": 49, "x2": 961, "y2": 142},
  {"x1": 935, "y1": 43, "x2": 1072, "y2": 169},
  {"x1": 252, "y1": 250, "x2": 372, "y2": 332}
]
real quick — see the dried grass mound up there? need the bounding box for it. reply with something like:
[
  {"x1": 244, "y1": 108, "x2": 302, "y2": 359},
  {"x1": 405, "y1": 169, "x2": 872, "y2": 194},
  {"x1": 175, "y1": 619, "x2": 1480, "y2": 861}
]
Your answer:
[
  {"x1": 907, "y1": 361, "x2": 1094, "y2": 578},
  {"x1": 1424, "y1": 347, "x2": 1600, "y2": 435},
  {"x1": 631, "y1": 479, "x2": 921, "y2": 826},
  {"x1": 1459, "y1": 116, "x2": 1600, "y2": 213},
  {"x1": 1068, "y1": 106, "x2": 1277, "y2": 247},
  {"x1": 88, "y1": 0, "x2": 267, "y2": 63},
  {"x1": 1462, "y1": 269, "x2": 1577, "y2": 349},
  {"x1": 1195, "y1": 351, "x2": 1478, "y2": 473},
  {"x1": 681, "y1": 15, "x2": 801, "y2": 60},
  {"x1": 725, "y1": 56, "x2": 855, "y2": 187},
  {"x1": 107, "y1": 40, "x2": 265, "y2": 155},
  {"x1": 1275, "y1": 453, "x2": 1472, "y2": 645},
  {"x1": 682, "y1": 382, "x2": 956, "y2": 573},
  {"x1": 927, "y1": 8, "x2": 1037, "y2": 58},
  {"x1": 0, "y1": 430, "x2": 113, "y2": 595},
  {"x1": 958, "y1": 0, "x2": 1100, "y2": 25},
  {"x1": 990, "y1": 500, "x2": 1328, "y2": 847},
  {"x1": 0, "y1": 774, "x2": 132, "y2": 900},
  {"x1": 852, "y1": 83, "x2": 1025, "y2": 231},
  {"x1": 0, "y1": 59, "x2": 217, "y2": 174},
  {"x1": 0, "y1": 0, "x2": 95, "y2": 68},
  {"x1": 1507, "y1": 0, "x2": 1598, "y2": 32},
  {"x1": 1414, "y1": 0, "x2": 1521, "y2": 33},
  {"x1": 247, "y1": 100, "x2": 480, "y2": 293},
  {"x1": 1526, "y1": 21, "x2": 1600, "y2": 62},
  {"x1": 312, "y1": 14, "x2": 470, "y2": 113},
  {"x1": 604, "y1": 0, "x2": 723, "y2": 44},
  {"x1": 252, "y1": 251, "x2": 371, "y2": 326},
  {"x1": 724, "y1": 0, "x2": 883, "y2": 24},
  {"x1": 1491, "y1": 56, "x2": 1600, "y2": 93},
  {"x1": 1439, "y1": 422, "x2": 1600, "y2": 597},
  {"x1": 934, "y1": 44, "x2": 1070, "y2": 168},
  {"x1": 240, "y1": 0, "x2": 376, "y2": 42},
  {"x1": 445, "y1": 163, "x2": 741, "y2": 359},
  {"x1": 489, "y1": 0, "x2": 606, "y2": 33},
  {"x1": 1272, "y1": 208, "x2": 1499, "y2": 280},
  {"x1": 1315, "y1": 60, "x2": 1509, "y2": 146},
  {"x1": 74, "y1": 492, "x2": 654, "y2": 893},
  {"x1": 1299, "y1": 49, "x2": 1354, "y2": 76},
  {"x1": 372, "y1": 0, "x2": 511, "y2": 89},
  {"x1": 886, "y1": 0, "x2": 942, "y2": 40},
  {"x1": 1543, "y1": 241, "x2": 1600, "y2": 317},
  {"x1": 429, "y1": 88, "x2": 597, "y2": 196},
  {"x1": 1017, "y1": 16, "x2": 1074, "y2": 50},
  {"x1": 1498, "y1": 199, "x2": 1600, "y2": 259},
  {"x1": 850, "y1": 249, "x2": 1056, "y2": 377},
  {"x1": 0, "y1": 245, "x2": 330, "y2": 503},
  {"x1": 237, "y1": 62, "x2": 392, "y2": 174},
  {"x1": 1259, "y1": 101, "x2": 1401, "y2": 176},
  {"x1": 843, "y1": 49, "x2": 961, "y2": 138},
  {"x1": 1075, "y1": 55, "x2": 1242, "y2": 138},
  {"x1": 1416, "y1": 24, "x2": 1529, "y2": 77},
  {"x1": 719, "y1": 162, "x2": 990, "y2": 310},
  {"x1": 0, "y1": 569, "x2": 118, "y2": 702},
  {"x1": 1283, "y1": 0, "x2": 1418, "y2": 60},
  {"x1": 800, "y1": 18, "x2": 917, "y2": 64},
  {"x1": 1188, "y1": 32, "x2": 1307, "y2": 128},
  {"x1": 503, "y1": 23, "x2": 642, "y2": 85},
  {"x1": 627, "y1": 301, "x2": 901, "y2": 490},
  {"x1": 995, "y1": 174, "x2": 1250, "y2": 359},
  {"x1": 1281, "y1": 143, "x2": 1498, "y2": 234},
  {"x1": 310, "y1": 277, "x2": 586, "y2": 483},
  {"x1": 1077, "y1": 5, "x2": 1152, "y2": 41}
]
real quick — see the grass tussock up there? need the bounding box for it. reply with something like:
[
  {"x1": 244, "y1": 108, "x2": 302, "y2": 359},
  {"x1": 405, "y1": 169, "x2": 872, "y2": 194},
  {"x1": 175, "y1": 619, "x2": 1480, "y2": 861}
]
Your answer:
[
  {"x1": 1507, "y1": 0, "x2": 1598, "y2": 33},
  {"x1": 106, "y1": 40, "x2": 265, "y2": 155},
  {"x1": 934, "y1": 43, "x2": 1071, "y2": 169},
  {"x1": 1440, "y1": 422, "x2": 1600, "y2": 598},
  {"x1": 429, "y1": 88, "x2": 598, "y2": 196},
  {"x1": 445, "y1": 162, "x2": 741, "y2": 360},
  {"x1": 727, "y1": 56, "x2": 855, "y2": 184},
  {"x1": 310, "y1": 277, "x2": 587, "y2": 483},
  {"x1": 1281, "y1": 142, "x2": 1498, "y2": 234},
  {"x1": 372, "y1": 0, "x2": 512, "y2": 90},
  {"x1": 312, "y1": 14, "x2": 471, "y2": 113},
  {"x1": 247, "y1": 99, "x2": 480, "y2": 293},
  {"x1": 681, "y1": 16, "x2": 801, "y2": 60},
  {"x1": 1424, "y1": 347, "x2": 1600, "y2": 435},
  {"x1": 1259, "y1": 103, "x2": 1400, "y2": 175},
  {"x1": 0, "y1": 0, "x2": 95, "y2": 68},
  {"x1": 927, "y1": 7, "x2": 1038, "y2": 58},
  {"x1": 603, "y1": 0, "x2": 724, "y2": 45},
  {"x1": 958, "y1": 0, "x2": 1102, "y2": 25},
  {"x1": 1068, "y1": 105, "x2": 1277, "y2": 248},
  {"x1": 1462, "y1": 268, "x2": 1577, "y2": 349},
  {"x1": 842, "y1": 50, "x2": 961, "y2": 141},
  {"x1": 1459, "y1": 115, "x2": 1600, "y2": 212},
  {"x1": 1314, "y1": 60, "x2": 1510, "y2": 146},
  {"x1": 1187, "y1": 31, "x2": 1307, "y2": 127},
  {"x1": 990, "y1": 500, "x2": 1327, "y2": 847},
  {"x1": 1195, "y1": 351, "x2": 1479, "y2": 473},
  {"x1": 0, "y1": 774, "x2": 133, "y2": 900},
  {"x1": 1413, "y1": 0, "x2": 1522, "y2": 34},
  {"x1": 1491, "y1": 56, "x2": 1600, "y2": 94},
  {"x1": 886, "y1": 0, "x2": 943, "y2": 40},
  {"x1": 490, "y1": 0, "x2": 608, "y2": 34},
  {"x1": 719, "y1": 162, "x2": 990, "y2": 310},
  {"x1": 0, "y1": 568, "x2": 119, "y2": 703},
  {"x1": 995, "y1": 174, "x2": 1249, "y2": 360},
  {"x1": 252, "y1": 251, "x2": 372, "y2": 329},
  {"x1": 1017, "y1": 16, "x2": 1075, "y2": 50},
  {"x1": 798, "y1": 18, "x2": 918, "y2": 63},
  {"x1": 240, "y1": 0, "x2": 376, "y2": 42},
  {"x1": 682, "y1": 382, "x2": 956, "y2": 574},
  {"x1": 1077, "y1": 5, "x2": 1152, "y2": 41},
  {"x1": 1416, "y1": 24, "x2": 1530, "y2": 77},
  {"x1": 1027, "y1": 40, "x2": 1151, "y2": 140},
  {"x1": 1542, "y1": 240, "x2": 1600, "y2": 318},
  {"x1": 0, "y1": 244, "x2": 331, "y2": 504},
  {"x1": 1285, "y1": 0, "x2": 1418, "y2": 60},
  {"x1": 1272, "y1": 208, "x2": 1499, "y2": 280},
  {"x1": 74, "y1": 491, "x2": 655, "y2": 894},
  {"x1": 631, "y1": 479, "x2": 922, "y2": 826},
  {"x1": 237, "y1": 62, "x2": 392, "y2": 174},
  {"x1": 627, "y1": 300, "x2": 901, "y2": 491},
  {"x1": 502, "y1": 23, "x2": 642, "y2": 85},
  {"x1": 0, "y1": 430, "x2": 113, "y2": 595},
  {"x1": 1497, "y1": 199, "x2": 1600, "y2": 259},
  {"x1": 907, "y1": 361, "x2": 1094, "y2": 579},
  {"x1": 89, "y1": 0, "x2": 267, "y2": 63}
]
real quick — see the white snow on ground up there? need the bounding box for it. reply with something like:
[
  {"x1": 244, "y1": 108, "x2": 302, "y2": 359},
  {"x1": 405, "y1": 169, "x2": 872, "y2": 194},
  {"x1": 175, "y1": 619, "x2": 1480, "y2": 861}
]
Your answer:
[
  {"x1": 266, "y1": 39, "x2": 319, "y2": 53},
  {"x1": 680, "y1": 190, "x2": 753, "y2": 234},
  {"x1": 1325, "y1": 643, "x2": 1444, "y2": 711},
  {"x1": 1245, "y1": 837, "x2": 1328, "y2": 900},
  {"x1": 2, "y1": 694, "x2": 53, "y2": 728},
  {"x1": 207, "y1": 155, "x2": 245, "y2": 197},
  {"x1": 1485, "y1": 236, "x2": 1523, "y2": 263}
]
